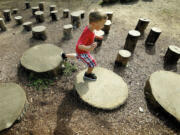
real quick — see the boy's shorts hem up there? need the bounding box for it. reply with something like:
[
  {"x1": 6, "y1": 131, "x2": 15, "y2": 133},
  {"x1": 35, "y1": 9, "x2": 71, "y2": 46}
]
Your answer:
[{"x1": 76, "y1": 53, "x2": 96, "y2": 68}]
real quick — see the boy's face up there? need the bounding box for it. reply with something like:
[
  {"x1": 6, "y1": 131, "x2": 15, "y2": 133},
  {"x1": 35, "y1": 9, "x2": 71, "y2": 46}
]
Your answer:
[{"x1": 92, "y1": 19, "x2": 106, "y2": 31}]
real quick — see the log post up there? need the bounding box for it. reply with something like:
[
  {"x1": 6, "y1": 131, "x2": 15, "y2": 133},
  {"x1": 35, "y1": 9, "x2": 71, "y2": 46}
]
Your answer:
[
  {"x1": 50, "y1": 5, "x2": 56, "y2": 12},
  {"x1": 145, "y1": 27, "x2": 161, "y2": 46},
  {"x1": 25, "y1": 2, "x2": 31, "y2": 9},
  {"x1": 35, "y1": 11, "x2": 45, "y2": 23},
  {"x1": 39, "y1": 2, "x2": 45, "y2": 11},
  {"x1": 106, "y1": 11, "x2": 113, "y2": 21},
  {"x1": 63, "y1": 24, "x2": 73, "y2": 40},
  {"x1": 32, "y1": 7, "x2": 39, "y2": 16},
  {"x1": 63, "y1": 9, "x2": 69, "y2": 18},
  {"x1": 23, "y1": 21, "x2": 32, "y2": 31},
  {"x1": 0, "y1": 18, "x2": 7, "y2": 31},
  {"x1": 94, "y1": 30, "x2": 104, "y2": 47},
  {"x1": 115, "y1": 49, "x2": 131, "y2": 66},
  {"x1": 164, "y1": 45, "x2": 180, "y2": 65},
  {"x1": 135, "y1": 18, "x2": 150, "y2": 36},
  {"x1": 12, "y1": 8, "x2": 19, "y2": 14},
  {"x1": 103, "y1": 20, "x2": 112, "y2": 34},
  {"x1": 50, "y1": 10, "x2": 58, "y2": 21},
  {"x1": 124, "y1": 30, "x2": 141, "y2": 53},
  {"x1": 32, "y1": 26, "x2": 47, "y2": 40},
  {"x1": 14, "y1": 16, "x2": 23, "y2": 25},
  {"x1": 71, "y1": 12, "x2": 81, "y2": 28},
  {"x1": 3, "y1": 9, "x2": 11, "y2": 22},
  {"x1": 79, "y1": 10, "x2": 85, "y2": 19}
]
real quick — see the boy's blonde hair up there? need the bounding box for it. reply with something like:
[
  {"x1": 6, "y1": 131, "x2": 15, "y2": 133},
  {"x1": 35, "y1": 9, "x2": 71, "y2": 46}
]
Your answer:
[{"x1": 89, "y1": 10, "x2": 107, "y2": 23}]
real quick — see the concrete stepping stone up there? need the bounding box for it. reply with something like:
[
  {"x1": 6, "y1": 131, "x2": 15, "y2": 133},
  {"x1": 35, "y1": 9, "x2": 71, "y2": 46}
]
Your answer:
[{"x1": 75, "y1": 67, "x2": 128, "y2": 110}]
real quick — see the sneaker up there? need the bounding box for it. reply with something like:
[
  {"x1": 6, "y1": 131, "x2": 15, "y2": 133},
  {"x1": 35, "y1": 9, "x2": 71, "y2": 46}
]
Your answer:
[
  {"x1": 61, "y1": 52, "x2": 67, "y2": 61},
  {"x1": 83, "y1": 72, "x2": 97, "y2": 81}
]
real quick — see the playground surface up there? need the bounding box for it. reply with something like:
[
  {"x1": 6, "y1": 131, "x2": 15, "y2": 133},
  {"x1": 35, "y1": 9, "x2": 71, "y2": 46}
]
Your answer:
[{"x1": 0, "y1": 0, "x2": 180, "y2": 134}]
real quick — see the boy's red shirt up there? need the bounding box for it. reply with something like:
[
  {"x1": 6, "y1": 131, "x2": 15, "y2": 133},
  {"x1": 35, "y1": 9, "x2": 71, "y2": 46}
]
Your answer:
[{"x1": 76, "y1": 26, "x2": 95, "y2": 54}]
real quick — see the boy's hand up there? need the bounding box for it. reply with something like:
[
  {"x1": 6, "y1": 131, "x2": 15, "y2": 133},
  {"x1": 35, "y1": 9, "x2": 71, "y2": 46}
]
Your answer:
[{"x1": 90, "y1": 42, "x2": 97, "y2": 51}]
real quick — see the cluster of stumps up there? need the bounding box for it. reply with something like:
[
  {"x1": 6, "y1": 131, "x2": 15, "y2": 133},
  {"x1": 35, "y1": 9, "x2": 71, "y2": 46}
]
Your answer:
[{"x1": 0, "y1": 1, "x2": 179, "y2": 66}]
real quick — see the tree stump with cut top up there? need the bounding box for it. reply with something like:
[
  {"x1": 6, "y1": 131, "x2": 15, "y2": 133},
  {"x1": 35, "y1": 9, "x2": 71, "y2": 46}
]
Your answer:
[
  {"x1": 23, "y1": 21, "x2": 32, "y2": 31},
  {"x1": 39, "y1": 2, "x2": 45, "y2": 11},
  {"x1": 25, "y1": 2, "x2": 31, "y2": 9},
  {"x1": 12, "y1": 8, "x2": 19, "y2": 14},
  {"x1": 78, "y1": 10, "x2": 85, "y2": 19},
  {"x1": 145, "y1": 27, "x2": 161, "y2": 46},
  {"x1": 14, "y1": 16, "x2": 23, "y2": 25},
  {"x1": 0, "y1": 18, "x2": 7, "y2": 31},
  {"x1": 50, "y1": 10, "x2": 58, "y2": 21},
  {"x1": 63, "y1": 9, "x2": 69, "y2": 18},
  {"x1": 3, "y1": 9, "x2": 11, "y2": 22},
  {"x1": 106, "y1": 11, "x2": 113, "y2": 21},
  {"x1": 103, "y1": 20, "x2": 112, "y2": 34},
  {"x1": 32, "y1": 7, "x2": 39, "y2": 16},
  {"x1": 124, "y1": 30, "x2": 141, "y2": 53},
  {"x1": 164, "y1": 45, "x2": 180, "y2": 65},
  {"x1": 71, "y1": 12, "x2": 81, "y2": 28},
  {"x1": 32, "y1": 26, "x2": 47, "y2": 40},
  {"x1": 94, "y1": 30, "x2": 104, "y2": 47},
  {"x1": 115, "y1": 50, "x2": 131, "y2": 66},
  {"x1": 135, "y1": 18, "x2": 150, "y2": 36},
  {"x1": 49, "y1": 5, "x2": 56, "y2": 12},
  {"x1": 35, "y1": 11, "x2": 45, "y2": 23},
  {"x1": 63, "y1": 24, "x2": 73, "y2": 40}
]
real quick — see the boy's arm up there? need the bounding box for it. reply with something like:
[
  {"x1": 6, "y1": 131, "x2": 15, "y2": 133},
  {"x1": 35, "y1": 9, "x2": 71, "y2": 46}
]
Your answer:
[{"x1": 78, "y1": 43, "x2": 97, "y2": 52}]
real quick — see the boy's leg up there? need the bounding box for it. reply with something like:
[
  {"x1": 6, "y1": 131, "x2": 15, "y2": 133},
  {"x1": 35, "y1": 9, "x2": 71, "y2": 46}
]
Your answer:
[
  {"x1": 61, "y1": 52, "x2": 76, "y2": 60},
  {"x1": 86, "y1": 67, "x2": 93, "y2": 74}
]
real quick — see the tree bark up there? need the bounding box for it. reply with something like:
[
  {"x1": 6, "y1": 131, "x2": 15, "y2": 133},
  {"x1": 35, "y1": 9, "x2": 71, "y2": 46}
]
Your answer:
[
  {"x1": 124, "y1": 30, "x2": 140, "y2": 53},
  {"x1": 145, "y1": 27, "x2": 161, "y2": 46}
]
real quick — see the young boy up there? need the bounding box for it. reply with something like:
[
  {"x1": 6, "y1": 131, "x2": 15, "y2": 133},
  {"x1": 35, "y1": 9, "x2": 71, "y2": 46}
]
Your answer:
[{"x1": 61, "y1": 10, "x2": 107, "y2": 81}]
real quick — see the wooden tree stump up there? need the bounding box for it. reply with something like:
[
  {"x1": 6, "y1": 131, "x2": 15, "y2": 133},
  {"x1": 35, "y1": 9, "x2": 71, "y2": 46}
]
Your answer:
[
  {"x1": 144, "y1": 70, "x2": 180, "y2": 122},
  {"x1": 71, "y1": 12, "x2": 81, "y2": 28},
  {"x1": 115, "y1": 50, "x2": 131, "y2": 66},
  {"x1": 39, "y1": 2, "x2": 45, "y2": 11},
  {"x1": 124, "y1": 30, "x2": 141, "y2": 53},
  {"x1": 106, "y1": 11, "x2": 113, "y2": 21},
  {"x1": 14, "y1": 16, "x2": 23, "y2": 25},
  {"x1": 32, "y1": 26, "x2": 47, "y2": 40},
  {"x1": 50, "y1": 10, "x2": 58, "y2": 21},
  {"x1": 145, "y1": 27, "x2": 161, "y2": 46},
  {"x1": 94, "y1": 30, "x2": 104, "y2": 47},
  {"x1": 25, "y1": 2, "x2": 31, "y2": 9},
  {"x1": 20, "y1": 44, "x2": 63, "y2": 73},
  {"x1": 0, "y1": 83, "x2": 26, "y2": 131},
  {"x1": 0, "y1": 18, "x2": 7, "y2": 31},
  {"x1": 75, "y1": 67, "x2": 128, "y2": 110},
  {"x1": 35, "y1": 11, "x2": 45, "y2": 23},
  {"x1": 103, "y1": 20, "x2": 112, "y2": 34},
  {"x1": 164, "y1": 45, "x2": 180, "y2": 65},
  {"x1": 3, "y1": 9, "x2": 11, "y2": 22},
  {"x1": 32, "y1": 6, "x2": 39, "y2": 16},
  {"x1": 23, "y1": 21, "x2": 32, "y2": 31},
  {"x1": 135, "y1": 18, "x2": 150, "y2": 36},
  {"x1": 63, "y1": 9, "x2": 69, "y2": 18},
  {"x1": 12, "y1": 8, "x2": 19, "y2": 14},
  {"x1": 49, "y1": 5, "x2": 56, "y2": 12},
  {"x1": 78, "y1": 10, "x2": 85, "y2": 19},
  {"x1": 63, "y1": 24, "x2": 73, "y2": 40}
]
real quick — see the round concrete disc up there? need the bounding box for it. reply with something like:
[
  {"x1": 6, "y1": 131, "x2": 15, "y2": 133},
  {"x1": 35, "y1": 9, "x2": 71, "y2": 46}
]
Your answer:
[
  {"x1": 0, "y1": 83, "x2": 26, "y2": 131},
  {"x1": 147, "y1": 70, "x2": 180, "y2": 121},
  {"x1": 75, "y1": 67, "x2": 128, "y2": 110},
  {"x1": 20, "y1": 44, "x2": 63, "y2": 73}
]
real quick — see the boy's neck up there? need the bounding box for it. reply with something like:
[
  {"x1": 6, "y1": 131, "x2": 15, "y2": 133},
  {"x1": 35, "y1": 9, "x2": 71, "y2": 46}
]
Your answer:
[{"x1": 88, "y1": 24, "x2": 95, "y2": 32}]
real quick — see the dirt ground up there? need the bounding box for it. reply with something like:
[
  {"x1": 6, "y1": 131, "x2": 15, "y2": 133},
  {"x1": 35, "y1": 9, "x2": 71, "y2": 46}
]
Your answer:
[{"x1": 0, "y1": 0, "x2": 180, "y2": 135}]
